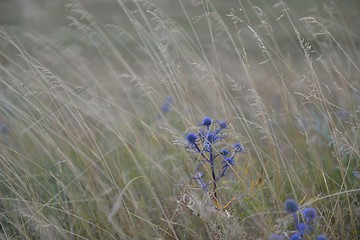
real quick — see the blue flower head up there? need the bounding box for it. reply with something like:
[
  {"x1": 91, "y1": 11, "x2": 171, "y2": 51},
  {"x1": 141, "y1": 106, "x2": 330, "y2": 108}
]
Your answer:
[
  {"x1": 285, "y1": 199, "x2": 298, "y2": 213},
  {"x1": 302, "y1": 207, "x2": 318, "y2": 224},
  {"x1": 186, "y1": 132, "x2": 197, "y2": 145},
  {"x1": 316, "y1": 234, "x2": 327, "y2": 240},
  {"x1": 202, "y1": 117, "x2": 212, "y2": 127},
  {"x1": 268, "y1": 234, "x2": 284, "y2": 240},
  {"x1": 298, "y1": 222, "x2": 312, "y2": 235},
  {"x1": 160, "y1": 96, "x2": 172, "y2": 114},
  {"x1": 289, "y1": 232, "x2": 301, "y2": 240}
]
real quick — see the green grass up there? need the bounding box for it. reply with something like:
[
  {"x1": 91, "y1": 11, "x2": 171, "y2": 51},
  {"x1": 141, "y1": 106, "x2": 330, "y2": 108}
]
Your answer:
[{"x1": 0, "y1": 0, "x2": 359, "y2": 239}]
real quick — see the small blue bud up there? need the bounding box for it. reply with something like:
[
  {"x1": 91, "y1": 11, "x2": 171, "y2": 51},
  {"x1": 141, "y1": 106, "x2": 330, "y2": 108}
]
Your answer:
[
  {"x1": 218, "y1": 121, "x2": 227, "y2": 129},
  {"x1": 225, "y1": 157, "x2": 234, "y2": 165},
  {"x1": 220, "y1": 148, "x2": 229, "y2": 156},
  {"x1": 233, "y1": 143, "x2": 243, "y2": 152}
]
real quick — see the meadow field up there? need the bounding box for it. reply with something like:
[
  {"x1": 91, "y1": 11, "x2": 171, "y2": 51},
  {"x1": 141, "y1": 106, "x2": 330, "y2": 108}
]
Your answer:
[{"x1": 0, "y1": 0, "x2": 359, "y2": 239}]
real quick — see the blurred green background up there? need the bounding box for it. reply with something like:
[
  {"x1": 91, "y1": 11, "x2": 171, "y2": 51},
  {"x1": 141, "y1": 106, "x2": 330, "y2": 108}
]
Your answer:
[
  {"x1": 1, "y1": 0, "x2": 360, "y2": 36},
  {"x1": 2, "y1": 0, "x2": 360, "y2": 66}
]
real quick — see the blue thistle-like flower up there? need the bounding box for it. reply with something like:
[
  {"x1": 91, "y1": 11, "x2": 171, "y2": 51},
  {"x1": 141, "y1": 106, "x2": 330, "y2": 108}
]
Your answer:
[
  {"x1": 316, "y1": 234, "x2": 327, "y2": 240},
  {"x1": 186, "y1": 132, "x2": 197, "y2": 145},
  {"x1": 302, "y1": 207, "x2": 318, "y2": 224},
  {"x1": 289, "y1": 232, "x2": 301, "y2": 240},
  {"x1": 285, "y1": 199, "x2": 298, "y2": 213},
  {"x1": 202, "y1": 117, "x2": 212, "y2": 127},
  {"x1": 268, "y1": 234, "x2": 284, "y2": 240}
]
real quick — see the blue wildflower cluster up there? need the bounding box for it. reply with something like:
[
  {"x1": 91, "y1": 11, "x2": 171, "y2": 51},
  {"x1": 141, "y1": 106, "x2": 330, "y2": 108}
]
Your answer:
[
  {"x1": 269, "y1": 199, "x2": 327, "y2": 240},
  {"x1": 185, "y1": 117, "x2": 243, "y2": 209}
]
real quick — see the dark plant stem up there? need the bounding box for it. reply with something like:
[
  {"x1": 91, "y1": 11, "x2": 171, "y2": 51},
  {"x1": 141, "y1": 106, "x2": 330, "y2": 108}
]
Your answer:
[
  {"x1": 293, "y1": 212, "x2": 299, "y2": 228},
  {"x1": 194, "y1": 144, "x2": 210, "y2": 163},
  {"x1": 209, "y1": 146, "x2": 218, "y2": 199}
]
